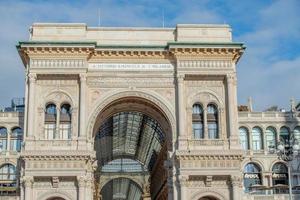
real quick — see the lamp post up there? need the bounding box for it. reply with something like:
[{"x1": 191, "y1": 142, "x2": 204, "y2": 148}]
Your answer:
[{"x1": 272, "y1": 139, "x2": 299, "y2": 200}]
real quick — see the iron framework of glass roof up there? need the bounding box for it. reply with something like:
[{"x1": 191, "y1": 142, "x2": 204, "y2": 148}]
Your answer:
[{"x1": 95, "y1": 111, "x2": 165, "y2": 172}]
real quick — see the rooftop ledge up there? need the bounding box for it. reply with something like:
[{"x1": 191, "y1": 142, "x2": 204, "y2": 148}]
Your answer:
[{"x1": 28, "y1": 23, "x2": 235, "y2": 45}]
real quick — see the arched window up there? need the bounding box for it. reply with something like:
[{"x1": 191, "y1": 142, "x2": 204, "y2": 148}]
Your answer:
[
  {"x1": 293, "y1": 126, "x2": 300, "y2": 145},
  {"x1": 239, "y1": 127, "x2": 249, "y2": 150},
  {"x1": 10, "y1": 127, "x2": 23, "y2": 152},
  {"x1": 266, "y1": 127, "x2": 276, "y2": 150},
  {"x1": 207, "y1": 104, "x2": 218, "y2": 139},
  {"x1": 243, "y1": 163, "x2": 262, "y2": 193},
  {"x1": 45, "y1": 104, "x2": 57, "y2": 139},
  {"x1": 280, "y1": 126, "x2": 290, "y2": 144},
  {"x1": 272, "y1": 162, "x2": 288, "y2": 194},
  {"x1": 192, "y1": 104, "x2": 204, "y2": 139},
  {"x1": 252, "y1": 127, "x2": 263, "y2": 150},
  {"x1": 0, "y1": 164, "x2": 16, "y2": 195},
  {"x1": 60, "y1": 104, "x2": 71, "y2": 140},
  {"x1": 0, "y1": 127, "x2": 7, "y2": 152}
]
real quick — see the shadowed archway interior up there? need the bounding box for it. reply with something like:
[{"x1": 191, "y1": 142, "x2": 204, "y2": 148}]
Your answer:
[{"x1": 94, "y1": 108, "x2": 169, "y2": 200}]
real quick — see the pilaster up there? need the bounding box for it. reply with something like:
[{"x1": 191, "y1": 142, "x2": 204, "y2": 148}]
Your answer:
[
  {"x1": 79, "y1": 74, "x2": 87, "y2": 138},
  {"x1": 27, "y1": 73, "x2": 37, "y2": 139}
]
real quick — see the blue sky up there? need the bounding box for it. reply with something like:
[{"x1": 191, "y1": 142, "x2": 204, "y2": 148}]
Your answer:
[{"x1": 0, "y1": 0, "x2": 299, "y2": 111}]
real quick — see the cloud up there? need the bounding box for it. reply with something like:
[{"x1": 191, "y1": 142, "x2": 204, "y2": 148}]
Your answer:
[{"x1": 0, "y1": 0, "x2": 299, "y2": 111}]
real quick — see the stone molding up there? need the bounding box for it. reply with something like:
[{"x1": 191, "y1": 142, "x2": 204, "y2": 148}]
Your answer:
[{"x1": 30, "y1": 59, "x2": 86, "y2": 68}]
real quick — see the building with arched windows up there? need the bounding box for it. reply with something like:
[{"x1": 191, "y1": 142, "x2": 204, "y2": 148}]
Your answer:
[{"x1": 0, "y1": 23, "x2": 300, "y2": 200}]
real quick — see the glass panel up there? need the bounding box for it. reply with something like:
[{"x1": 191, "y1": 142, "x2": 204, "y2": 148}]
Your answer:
[
  {"x1": 252, "y1": 127, "x2": 263, "y2": 150},
  {"x1": 272, "y1": 163, "x2": 288, "y2": 193},
  {"x1": 207, "y1": 104, "x2": 217, "y2": 114},
  {"x1": 208, "y1": 122, "x2": 218, "y2": 139},
  {"x1": 280, "y1": 127, "x2": 290, "y2": 144},
  {"x1": 239, "y1": 128, "x2": 249, "y2": 150},
  {"x1": 192, "y1": 104, "x2": 203, "y2": 114},
  {"x1": 193, "y1": 122, "x2": 203, "y2": 139},
  {"x1": 244, "y1": 163, "x2": 262, "y2": 193},
  {"x1": 266, "y1": 127, "x2": 276, "y2": 150},
  {"x1": 45, "y1": 124, "x2": 56, "y2": 139},
  {"x1": 46, "y1": 104, "x2": 56, "y2": 114},
  {"x1": 293, "y1": 127, "x2": 300, "y2": 145},
  {"x1": 59, "y1": 123, "x2": 71, "y2": 139}
]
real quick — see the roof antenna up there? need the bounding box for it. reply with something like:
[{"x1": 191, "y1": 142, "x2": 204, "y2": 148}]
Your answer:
[
  {"x1": 98, "y1": 8, "x2": 101, "y2": 27},
  {"x1": 162, "y1": 9, "x2": 165, "y2": 28}
]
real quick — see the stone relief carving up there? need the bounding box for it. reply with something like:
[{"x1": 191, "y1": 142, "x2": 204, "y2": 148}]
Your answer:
[{"x1": 30, "y1": 59, "x2": 85, "y2": 68}]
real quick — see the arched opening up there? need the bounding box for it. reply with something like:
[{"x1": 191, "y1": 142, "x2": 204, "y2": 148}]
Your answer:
[
  {"x1": 59, "y1": 103, "x2": 72, "y2": 139},
  {"x1": 199, "y1": 196, "x2": 219, "y2": 200},
  {"x1": 207, "y1": 104, "x2": 218, "y2": 139},
  {"x1": 44, "y1": 103, "x2": 57, "y2": 139},
  {"x1": 243, "y1": 162, "x2": 262, "y2": 193},
  {"x1": 239, "y1": 127, "x2": 249, "y2": 150},
  {"x1": 10, "y1": 127, "x2": 23, "y2": 152},
  {"x1": 101, "y1": 178, "x2": 142, "y2": 200},
  {"x1": 46, "y1": 197, "x2": 65, "y2": 200},
  {"x1": 0, "y1": 127, "x2": 7, "y2": 151},
  {"x1": 93, "y1": 97, "x2": 172, "y2": 200},
  {"x1": 272, "y1": 162, "x2": 288, "y2": 194},
  {"x1": 0, "y1": 164, "x2": 17, "y2": 196},
  {"x1": 192, "y1": 104, "x2": 204, "y2": 139},
  {"x1": 252, "y1": 127, "x2": 263, "y2": 151}
]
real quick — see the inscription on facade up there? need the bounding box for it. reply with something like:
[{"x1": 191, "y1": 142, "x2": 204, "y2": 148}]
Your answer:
[{"x1": 88, "y1": 63, "x2": 173, "y2": 71}]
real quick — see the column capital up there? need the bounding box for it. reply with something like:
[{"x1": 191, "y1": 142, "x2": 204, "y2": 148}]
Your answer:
[
  {"x1": 226, "y1": 73, "x2": 237, "y2": 84},
  {"x1": 79, "y1": 73, "x2": 87, "y2": 82},
  {"x1": 176, "y1": 74, "x2": 185, "y2": 81},
  {"x1": 77, "y1": 175, "x2": 86, "y2": 187},
  {"x1": 21, "y1": 176, "x2": 34, "y2": 187},
  {"x1": 230, "y1": 175, "x2": 242, "y2": 186},
  {"x1": 28, "y1": 73, "x2": 37, "y2": 83}
]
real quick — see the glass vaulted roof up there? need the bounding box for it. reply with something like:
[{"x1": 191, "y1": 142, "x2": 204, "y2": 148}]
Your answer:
[
  {"x1": 101, "y1": 178, "x2": 142, "y2": 200},
  {"x1": 95, "y1": 111, "x2": 165, "y2": 171}
]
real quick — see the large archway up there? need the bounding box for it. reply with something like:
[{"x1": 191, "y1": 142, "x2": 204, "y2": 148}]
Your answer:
[
  {"x1": 199, "y1": 197, "x2": 219, "y2": 200},
  {"x1": 93, "y1": 97, "x2": 172, "y2": 200}
]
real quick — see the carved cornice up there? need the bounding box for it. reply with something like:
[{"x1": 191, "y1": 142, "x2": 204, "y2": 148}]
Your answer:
[
  {"x1": 176, "y1": 150, "x2": 243, "y2": 161},
  {"x1": 21, "y1": 150, "x2": 96, "y2": 161}
]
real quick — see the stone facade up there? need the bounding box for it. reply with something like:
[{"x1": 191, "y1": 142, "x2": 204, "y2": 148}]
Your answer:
[{"x1": 0, "y1": 23, "x2": 298, "y2": 200}]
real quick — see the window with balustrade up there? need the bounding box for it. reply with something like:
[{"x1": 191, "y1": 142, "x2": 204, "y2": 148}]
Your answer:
[
  {"x1": 266, "y1": 126, "x2": 276, "y2": 151},
  {"x1": 239, "y1": 127, "x2": 249, "y2": 150},
  {"x1": 10, "y1": 127, "x2": 23, "y2": 152},
  {"x1": 0, "y1": 127, "x2": 7, "y2": 152},
  {"x1": 293, "y1": 126, "x2": 300, "y2": 145},
  {"x1": 192, "y1": 104, "x2": 204, "y2": 139},
  {"x1": 252, "y1": 127, "x2": 263, "y2": 151},
  {"x1": 279, "y1": 126, "x2": 290, "y2": 144}
]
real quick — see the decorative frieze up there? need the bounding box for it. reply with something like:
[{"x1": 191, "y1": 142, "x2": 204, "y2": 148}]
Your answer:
[
  {"x1": 30, "y1": 59, "x2": 85, "y2": 68},
  {"x1": 178, "y1": 60, "x2": 232, "y2": 68}
]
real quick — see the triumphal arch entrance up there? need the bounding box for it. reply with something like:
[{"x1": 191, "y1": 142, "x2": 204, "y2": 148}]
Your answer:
[
  {"x1": 18, "y1": 23, "x2": 245, "y2": 200},
  {"x1": 93, "y1": 97, "x2": 173, "y2": 199}
]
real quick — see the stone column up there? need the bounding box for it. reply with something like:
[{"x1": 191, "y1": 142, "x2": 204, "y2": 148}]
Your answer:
[
  {"x1": 27, "y1": 73, "x2": 37, "y2": 139},
  {"x1": 23, "y1": 176, "x2": 33, "y2": 200},
  {"x1": 79, "y1": 74, "x2": 87, "y2": 138},
  {"x1": 203, "y1": 108, "x2": 208, "y2": 139},
  {"x1": 226, "y1": 73, "x2": 239, "y2": 147},
  {"x1": 179, "y1": 175, "x2": 188, "y2": 200},
  {"x1": 231, "y1": 176, "x2": 241, "y2": 200},
  {"x1": 142, "y1": 183, "x2": 151, "y2": 200},
  {"x1": 85, "y1": 176, "x2": 93, "y2": 200},
  {"x1": 77, "y1": 176, "x2": 86, "y2": 200},
  {"x1": 55, "y1": 107, "x2": 60, "y2": 139}
]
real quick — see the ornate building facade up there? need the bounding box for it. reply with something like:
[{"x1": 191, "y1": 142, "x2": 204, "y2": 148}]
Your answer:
[{"x1": 0, "y1": 23, "x2": 299, "y2": 200}]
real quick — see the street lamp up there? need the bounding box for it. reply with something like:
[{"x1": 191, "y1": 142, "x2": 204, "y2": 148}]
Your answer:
[{"x1": 271, "y1": 139, "x2": 299, "y2": 200}]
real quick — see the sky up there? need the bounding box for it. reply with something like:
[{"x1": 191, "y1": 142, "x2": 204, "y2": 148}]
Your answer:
[{"x1": 0, "y1": 0, "x2": 299, "y2": 111}]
